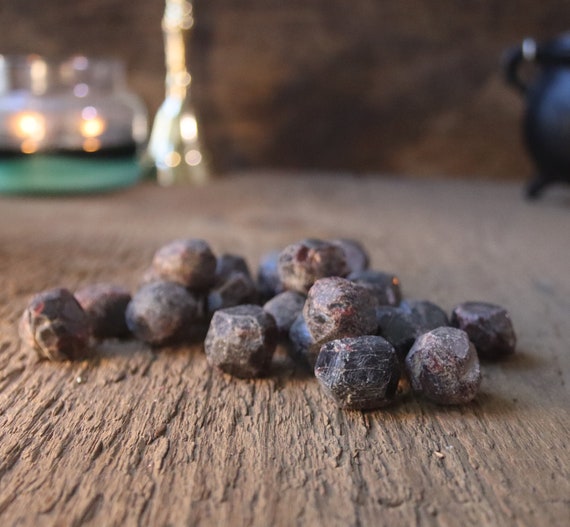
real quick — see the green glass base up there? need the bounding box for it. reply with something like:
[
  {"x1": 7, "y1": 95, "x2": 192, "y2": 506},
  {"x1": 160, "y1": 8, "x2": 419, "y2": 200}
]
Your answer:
[{"x1": 0, "y1": 155, "x2": 142, "y2": 195}]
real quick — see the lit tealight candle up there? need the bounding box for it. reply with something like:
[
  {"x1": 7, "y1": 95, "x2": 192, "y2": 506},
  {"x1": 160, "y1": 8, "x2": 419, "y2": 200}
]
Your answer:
[
  {"x1": 79, "y1": 106, "x2": 106, "y2": 152},
  {"x1": 10, "y1": 111, "x2": 46, "y2": 153}
]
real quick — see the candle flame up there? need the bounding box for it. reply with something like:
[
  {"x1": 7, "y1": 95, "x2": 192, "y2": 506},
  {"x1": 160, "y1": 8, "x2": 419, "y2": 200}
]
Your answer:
[
  {"x1": 11, "y1": 112, "x2": 46, "y2": 141},
  {"x1": 80, "y1": 116, "x2": 106, "y2": 138}
]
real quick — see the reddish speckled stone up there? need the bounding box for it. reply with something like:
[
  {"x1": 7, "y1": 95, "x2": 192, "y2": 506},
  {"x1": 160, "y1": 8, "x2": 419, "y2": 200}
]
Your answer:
[
  {"x1": 304, "y1": 276, "x2": 377, "y2": 346},
  {"x1": 405, "y1": 327, "x2": 481, "y2": 405},
  {"x1": 151, "y1": 239, "x2": 217, "y2": 292},
  {"x1": 19, "y1": 288, "x2": 91, "y2": 361},
  {"x1": 278, "y1": 239, "x2": 349, "y2": 294},
  {"x1": 451, "y1": 301, "x2": 516, "y2": 359},
  {"x1": 204, "y1": 305, "x2": 278, "y2": 378}
]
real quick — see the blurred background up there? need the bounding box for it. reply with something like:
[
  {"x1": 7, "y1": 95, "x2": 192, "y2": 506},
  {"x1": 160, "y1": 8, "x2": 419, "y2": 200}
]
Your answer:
[{"x1": 1, "y1": 0, "x2": 569, "y2": 178}]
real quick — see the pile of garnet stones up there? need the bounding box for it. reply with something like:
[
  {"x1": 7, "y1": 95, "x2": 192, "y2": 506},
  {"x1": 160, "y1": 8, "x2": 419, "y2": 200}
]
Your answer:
[{"x1": 19, "y1": 238, "x2": 517, "y2": 411}]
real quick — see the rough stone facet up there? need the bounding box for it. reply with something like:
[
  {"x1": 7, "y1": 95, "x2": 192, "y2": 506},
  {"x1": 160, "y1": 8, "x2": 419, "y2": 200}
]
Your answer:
[
  {"x1": 304, "y1": 276, "x2": 377, "y2": 346},
  {"x1": 315, "y1": 335, "x2": 401, "y2": 410},
  {"x1": 125, "y1": 281, "x2": 199, "y2": 346},
  {"x1": 405, "y1": 327, "x2": 481, "y2": 405},
  {"x1": 151, "y1": 239, "x2": 217, "y2": 291},
  {"x1": 278, "y1": 239, "x2": 349, "y2": 294},
  {"x1": 205, "y1": 305, "x2": 278, "y2": 378},
  {"x1": 451, "y1": 301, "x2": 516, "y2": 359},
  {"x1": 19, "y1": 288, "x2": 91, "y2": 361}
]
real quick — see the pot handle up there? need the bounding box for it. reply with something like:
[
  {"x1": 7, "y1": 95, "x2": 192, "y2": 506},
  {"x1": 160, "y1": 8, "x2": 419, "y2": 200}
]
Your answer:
[{"x1": 504, "y1": 38, "x2": 537, "y2": 94}]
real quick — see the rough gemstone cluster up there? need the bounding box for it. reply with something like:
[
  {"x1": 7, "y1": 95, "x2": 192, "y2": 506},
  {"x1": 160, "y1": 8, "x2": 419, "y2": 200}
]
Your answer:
[{"x1": 18, "y1": 237, "x2": 516, "y2": 410}]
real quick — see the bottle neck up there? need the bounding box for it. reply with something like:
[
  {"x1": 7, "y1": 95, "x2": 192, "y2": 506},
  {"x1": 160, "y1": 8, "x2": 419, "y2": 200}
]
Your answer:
[{"x1": 163, "y1": 0, "x2": 193, "y2": 99}]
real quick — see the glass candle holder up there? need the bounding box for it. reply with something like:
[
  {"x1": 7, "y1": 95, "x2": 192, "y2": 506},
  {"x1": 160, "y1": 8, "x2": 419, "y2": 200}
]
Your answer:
[{"x1": 0, "y1": 54, "x2": 148, "y2": 194}]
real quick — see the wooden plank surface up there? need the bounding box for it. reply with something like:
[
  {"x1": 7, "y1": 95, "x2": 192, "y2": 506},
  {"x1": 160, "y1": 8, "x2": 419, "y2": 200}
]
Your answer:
[{"x1": 0, "y1": 173, "x2": 569, "y2": 527}]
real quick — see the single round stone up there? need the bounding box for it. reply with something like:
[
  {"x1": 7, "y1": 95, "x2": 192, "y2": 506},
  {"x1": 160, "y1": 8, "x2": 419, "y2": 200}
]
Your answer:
[
  {"x1": 330, "y1": 238, "x2": 370, "y2": 274},
  {"x1": 263, "y1": 290, "x2": 306, "y2": 339},
  {"x1": 75, "y1": 283, "x2": 131, "y2": 339},
  {"x1": 207, "y1": 271, "x2": 258, "y2": 315},
  {"x1": 405, "y1": 327, "x2": 481, "y2": 405},
  {"x1": 315, "y1": 336, "x2": 401, "y2": 410},
  {"x1": 151, "y1": 239, "x2": 217, "y2": 291},
  {"x1": 256, "y1": 250, "x2": 284, "y2": 302},
  {"x1": 278, "y1": 239, "x2": 349, "y2": 294},
  {"x1": 348, "y1": 270, "x2": 402, "y2": 307},
  {"x1": 125, "y1": 281, "x2": 199, "y2": 346},
  {"x1": 288, "y1": 314, "x2": 319, "y2": 369},
  {"x1": 304, "y1": 276, "x2": 377, "y2": 345},
  {"x1": 451, "y1": 301, "x2": 516, "y2": 359},
  {"x1": 204, "y1": 305, "x2": 278, "y2": 378},
  {"x1": 19, "y1": 288, "x2": 91, "y2": 361}
]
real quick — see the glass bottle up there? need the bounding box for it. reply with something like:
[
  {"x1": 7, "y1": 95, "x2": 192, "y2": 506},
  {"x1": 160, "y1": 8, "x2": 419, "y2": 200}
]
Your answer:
[{"x1": 146, "y1": 0, "x2": 210, "y2": 186}]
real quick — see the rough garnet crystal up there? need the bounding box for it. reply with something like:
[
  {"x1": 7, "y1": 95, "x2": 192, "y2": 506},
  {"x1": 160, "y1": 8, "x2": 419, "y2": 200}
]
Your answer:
[
  {"x1": 207, "y1": 271, "x2": 258, "y2": 315},
  {"x1": 19, "y1": 288, "x2": 91, "y2": 361},
  {"x1": 376, "y1": 306, "x2": 425, "y2": 361},
  {"x1": 278, "y1": 239, "x2": 349, "y2": 294},
  {"x1": 263, "y1": 290, "x2": 306, "y2": 339},
  {"x1": 288, "y1": 314, "x2": 319, "y2": 369},
  {"x1": 204, "y1": 305, "x2": 278, "y2": 378},
  {"x1": 451, "y1": 301, "x2": 516, "y2": 359},
  {"x1": 304, "y1": 276, "x2": 377, "y2": 346},
  {"x1": 315, "y1": 335, "x2": 401, "y2": 410},
  {"x1": 151, "y1": 238, "x2": 217, "y2": 292},
  {"x1": 405, "y1": 327, "x2": 481, "y2": 405},
  {"x1": 125, "y1": 281, "x2": 199, "y2": 346},
  {"x1": 75, "y1": 283, "x2": 131, "y2": 339}
]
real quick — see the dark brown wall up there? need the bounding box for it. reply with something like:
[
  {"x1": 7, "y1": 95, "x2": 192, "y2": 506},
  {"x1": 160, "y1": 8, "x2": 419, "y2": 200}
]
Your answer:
[{"x1": 2, "y1": 0, "x2": 569, "y2": 177}]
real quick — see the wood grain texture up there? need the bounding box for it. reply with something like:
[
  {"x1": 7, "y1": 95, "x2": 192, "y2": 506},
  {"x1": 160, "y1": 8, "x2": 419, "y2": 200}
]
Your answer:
[
  {"x1": 2, "y1": 1, "x2": 570, "y2": 177},
  {"x1": 0, "y1": 173, "x2": 569, "y2": 526}
]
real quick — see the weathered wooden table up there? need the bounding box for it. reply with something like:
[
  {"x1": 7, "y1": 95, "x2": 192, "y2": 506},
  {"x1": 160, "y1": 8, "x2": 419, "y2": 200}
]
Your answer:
[{"x1": 0, "y1": 173, "x2": 568, "y2": 527}]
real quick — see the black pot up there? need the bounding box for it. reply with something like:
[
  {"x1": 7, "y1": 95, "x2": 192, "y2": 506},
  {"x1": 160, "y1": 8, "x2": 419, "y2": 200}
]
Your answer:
[{"x1": 505, "y1": 33, "x2": 570, "y2": 198}]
